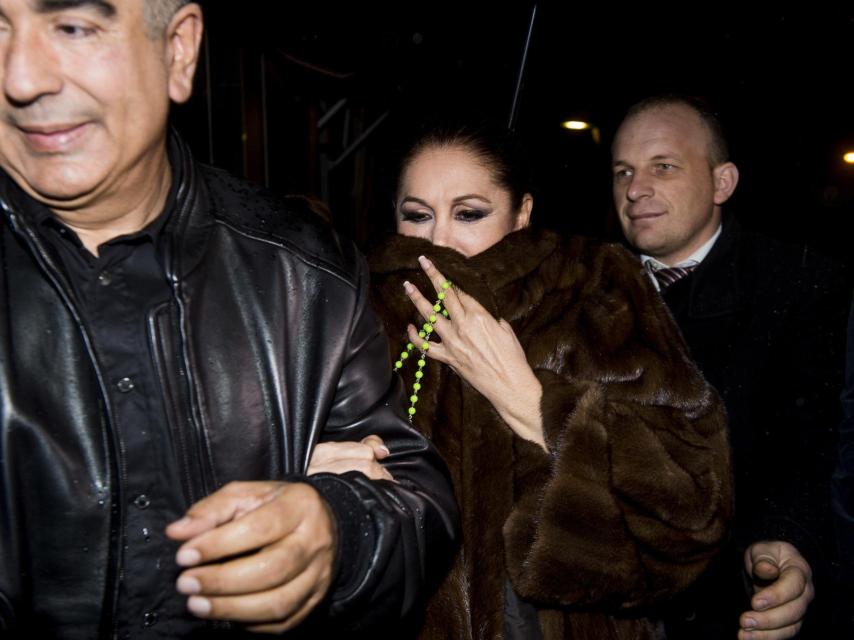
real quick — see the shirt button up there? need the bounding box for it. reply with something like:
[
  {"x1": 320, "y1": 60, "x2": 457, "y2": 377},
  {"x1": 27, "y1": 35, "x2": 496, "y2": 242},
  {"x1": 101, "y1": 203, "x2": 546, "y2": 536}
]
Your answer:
[
  {"x1": 133, "y1": 494, "x2": 151, "y2": 510},
  {"x1": 97, "y1": 271, "x2": 112, "y2": 286},
  {"x1": 142, "y1": 611, "x2": 158, "y2": 627},
  {"x1": 116, "y1": 377, "x2": 135, "y2": 393}
]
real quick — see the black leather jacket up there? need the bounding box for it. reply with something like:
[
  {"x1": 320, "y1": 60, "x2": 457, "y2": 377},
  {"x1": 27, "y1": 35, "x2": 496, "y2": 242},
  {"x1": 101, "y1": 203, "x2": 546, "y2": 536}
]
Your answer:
[{"x1": 0, "y1": 137, "x2": 458, "y2": 638}]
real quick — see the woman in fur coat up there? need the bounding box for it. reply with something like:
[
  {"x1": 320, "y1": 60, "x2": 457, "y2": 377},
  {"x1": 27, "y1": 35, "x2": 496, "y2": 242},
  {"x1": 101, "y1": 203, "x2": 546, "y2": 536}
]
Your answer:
[{"x1": 310, "y1": 122, "x2": 732, "y2": 639}]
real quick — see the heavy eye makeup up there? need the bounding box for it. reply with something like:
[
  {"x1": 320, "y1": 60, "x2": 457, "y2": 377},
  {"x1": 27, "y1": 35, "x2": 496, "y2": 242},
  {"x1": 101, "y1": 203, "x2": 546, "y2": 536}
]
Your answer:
[
  {"x1": 397, "y1": 205, "x2": 492, "y2": 224},
  {"x1": 454, "y1": 206, "x2": 490, "y2": 222},
  {"x1": 398, "y1": 208, "x2": 432, "y2": 224}
]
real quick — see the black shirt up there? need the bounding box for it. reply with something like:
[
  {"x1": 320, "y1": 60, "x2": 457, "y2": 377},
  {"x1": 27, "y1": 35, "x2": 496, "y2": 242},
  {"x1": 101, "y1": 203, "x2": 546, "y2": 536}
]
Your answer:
[{"x1": 29, "y1": 160, "x2": 204, "y2": 638}]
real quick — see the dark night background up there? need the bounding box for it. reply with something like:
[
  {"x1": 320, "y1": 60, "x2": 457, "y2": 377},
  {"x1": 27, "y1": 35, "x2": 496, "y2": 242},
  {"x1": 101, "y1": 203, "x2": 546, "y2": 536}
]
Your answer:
[{"x1": 172, "y1": 3, "x2": 854, "y2": 259}]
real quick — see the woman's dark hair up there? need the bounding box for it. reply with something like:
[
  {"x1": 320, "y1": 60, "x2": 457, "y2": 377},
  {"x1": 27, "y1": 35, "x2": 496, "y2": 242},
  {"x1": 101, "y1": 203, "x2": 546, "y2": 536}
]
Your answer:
[{"x1": 395, "y1": 120, "x2": 534, "y2": 211}]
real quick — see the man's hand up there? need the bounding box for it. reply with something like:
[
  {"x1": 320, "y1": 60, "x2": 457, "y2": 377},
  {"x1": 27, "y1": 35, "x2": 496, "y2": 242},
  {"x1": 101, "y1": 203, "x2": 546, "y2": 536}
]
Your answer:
[
  {"x1": 308, "y1": 435, "x2": 394, "y2": 481},
  {"x1": 738, "y1": 540, "x2": 814, "y2": 640},
  {"x1": 165, "y1": 481, "x2": 337, "y2": 634}
]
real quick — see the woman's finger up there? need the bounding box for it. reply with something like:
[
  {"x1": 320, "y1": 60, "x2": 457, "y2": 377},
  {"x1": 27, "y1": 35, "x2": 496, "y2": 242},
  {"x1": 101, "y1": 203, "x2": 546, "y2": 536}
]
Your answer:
[
  {"x1": 403, "y1": 281, "x2": 452, "y2": 343},
  {"x1": 417, "y1": 256, "x2": 463, "y2": 319},
  {"x1": 406, "y1": 323, "x2": 449, "y2": 365},
  {"x1": 360, "y1": 435, "x2": 390, "y2": 459}
]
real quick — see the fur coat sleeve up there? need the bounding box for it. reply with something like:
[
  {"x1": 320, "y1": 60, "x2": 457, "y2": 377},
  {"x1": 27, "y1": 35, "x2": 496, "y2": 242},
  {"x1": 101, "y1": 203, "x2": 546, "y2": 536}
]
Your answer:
[{"x1": 502, "y1": 239, "x2": 732, "y2": 610}]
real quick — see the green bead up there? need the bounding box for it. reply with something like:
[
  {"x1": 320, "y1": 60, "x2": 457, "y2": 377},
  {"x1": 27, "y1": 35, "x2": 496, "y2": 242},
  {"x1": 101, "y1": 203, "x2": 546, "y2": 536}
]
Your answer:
[
  {"x1": 418, "y1": 330, "x2": 426, "y2": 338},
  {"x1": 401, "y1": 353, "x2": 409, "y2": 361},
  {"x1": 437, "y1": 292, "x2": 445, "y2": 300},
  {"x1": 413, "y1": 382, "x2": 421, "y2": 391},
  {"x1": 442, "y1": 309, "x2": 449, "y2": 317},
  {"x1": 424, "y1": 325, "x2": 433, "y2": 334},
  {"x1": 410, "y1": 395, "x2": 418, "y2": 403},
  {"x1": 394, "y1": 361, "x2": 403, "y2": 369},
  {"x1": 429, "y1": 314, "x2": 437, "y2": 323},
  {"x1": 408, "y1": 407, "x2": 416, "y2": 415},
  {"x1": 442, "y1": 281, "x2": 451, "y2": 289},
  {"x1": 406, "y1": 342, "x2": 414, "y2": 351},
  {"x1": 415, "y1": 371, "x2": 423, "y2": 379},
  {"x1": 422, "y1": 342, "x2": 429, "y2": 350},
  {"x1": 433, "y1": 304, "x2": 441, "y2": 312},
  {"x1": 417, "y1": 360, "x2": 425, "y2": 368}
]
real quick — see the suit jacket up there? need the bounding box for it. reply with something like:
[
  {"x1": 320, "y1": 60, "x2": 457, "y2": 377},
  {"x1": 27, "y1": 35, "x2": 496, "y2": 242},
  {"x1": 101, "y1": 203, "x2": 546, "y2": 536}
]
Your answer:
[{"x1": 656, "y1": 218, "x2": 850, "y2": 639}]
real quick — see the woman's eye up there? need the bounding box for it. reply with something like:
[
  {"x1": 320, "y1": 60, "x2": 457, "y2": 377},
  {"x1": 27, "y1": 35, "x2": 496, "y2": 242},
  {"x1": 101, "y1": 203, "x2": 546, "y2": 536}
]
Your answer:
[
  {"x1": 400, "y1": 211, "x2": 431, "y2": 223},
  {"x1": 455, "y1": 209, "x2": 487, "y2": 222}
]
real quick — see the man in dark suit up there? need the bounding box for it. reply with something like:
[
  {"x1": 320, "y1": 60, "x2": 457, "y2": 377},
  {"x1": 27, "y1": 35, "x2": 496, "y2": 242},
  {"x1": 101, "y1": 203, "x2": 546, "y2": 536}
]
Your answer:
[{"x1": 612, "y1": 95, "x2": 850, "y2": 640}]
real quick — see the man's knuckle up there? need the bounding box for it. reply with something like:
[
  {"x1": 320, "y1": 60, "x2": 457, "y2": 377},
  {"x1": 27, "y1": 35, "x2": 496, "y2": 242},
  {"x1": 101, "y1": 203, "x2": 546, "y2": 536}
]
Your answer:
[{"x1": 269, "y1": 594, "x2": 293, "y2": 620}]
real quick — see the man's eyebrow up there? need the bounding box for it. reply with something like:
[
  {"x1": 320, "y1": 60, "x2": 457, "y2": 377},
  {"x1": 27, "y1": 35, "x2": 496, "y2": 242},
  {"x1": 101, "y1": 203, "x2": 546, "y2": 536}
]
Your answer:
[{"x1": 35, "y1": 0, "x2": 117, "y2": 18}]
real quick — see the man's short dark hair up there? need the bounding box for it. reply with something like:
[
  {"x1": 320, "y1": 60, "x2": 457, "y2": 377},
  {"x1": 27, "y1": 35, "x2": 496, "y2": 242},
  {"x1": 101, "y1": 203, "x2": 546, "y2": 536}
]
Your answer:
[
  {"x1": 623, "y1": 94, "x2": 730, "y2": 167},
  {"x1": 144, "y1": 0, "x2": 188, "y2": 36}
]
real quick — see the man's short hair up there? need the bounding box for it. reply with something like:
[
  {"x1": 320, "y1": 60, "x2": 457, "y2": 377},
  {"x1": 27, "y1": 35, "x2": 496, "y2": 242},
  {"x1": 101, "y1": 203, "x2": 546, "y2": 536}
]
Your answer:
[
  {"x1": 622, "y1": 94, "x2": 730, "y2": 168},
  {"x1": 144, "y1": 0, "x2": 188, "y2": 36}
]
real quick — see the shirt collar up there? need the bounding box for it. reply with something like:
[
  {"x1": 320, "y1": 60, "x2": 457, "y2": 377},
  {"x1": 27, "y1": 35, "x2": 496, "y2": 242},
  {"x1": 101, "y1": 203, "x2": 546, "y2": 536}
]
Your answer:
[{"x1": 640, "y1": 224, "x2": 722, "y2": 272}]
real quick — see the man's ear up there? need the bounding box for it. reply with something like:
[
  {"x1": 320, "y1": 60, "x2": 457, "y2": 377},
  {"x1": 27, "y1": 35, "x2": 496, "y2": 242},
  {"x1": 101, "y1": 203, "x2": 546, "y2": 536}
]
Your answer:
[
  {"x1": 514, "y1": 193, "x2": 534, "y2": 229},
  {"x1": 166, "y1": 3, "x2": 204, "y2": 104},
  {"x1": 713, "y1": 162, "x2": 739, "y2": 206}
]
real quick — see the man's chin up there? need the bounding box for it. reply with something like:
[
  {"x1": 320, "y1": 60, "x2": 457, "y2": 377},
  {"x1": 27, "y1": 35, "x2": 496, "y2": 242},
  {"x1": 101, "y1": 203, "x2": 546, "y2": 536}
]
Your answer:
[{"x1": 16, "y1": 175, "x2": 102, "y2": 210}]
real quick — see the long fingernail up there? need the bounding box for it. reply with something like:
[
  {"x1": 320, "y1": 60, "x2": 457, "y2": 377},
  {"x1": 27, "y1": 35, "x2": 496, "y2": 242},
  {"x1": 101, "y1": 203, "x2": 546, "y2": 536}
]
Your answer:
[
  {"x1": 176, "y1": 548, "x2": 201, "y2": 566},
  {"x1": 379, "y1": 445, "x2": 390, "y2": 456},
  {"x1": 742, "y1": 617, "x2": 757, "y2": 629},
  {"x1": 418, "y1": 255, "x2": 432, "y2": 269},
  {"x1": 403, "y1": 281, "x2": 414, "y2": 294},
  {"x1": 176, "y1": 575, "x2": 201, "y2": 594},
  {"x1": 187, "y1": 595, "x2": 211, "y2": 617}
]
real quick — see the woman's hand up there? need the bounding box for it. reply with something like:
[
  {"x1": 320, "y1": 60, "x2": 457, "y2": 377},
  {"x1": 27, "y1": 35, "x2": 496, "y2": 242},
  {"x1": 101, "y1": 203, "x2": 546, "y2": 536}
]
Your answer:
[
  {"x1": 404, "y1": 255, "x2": 546, "y2": 451},
  {"x1": 307, "y1": 435, "x2": 394, "y2": 481}
]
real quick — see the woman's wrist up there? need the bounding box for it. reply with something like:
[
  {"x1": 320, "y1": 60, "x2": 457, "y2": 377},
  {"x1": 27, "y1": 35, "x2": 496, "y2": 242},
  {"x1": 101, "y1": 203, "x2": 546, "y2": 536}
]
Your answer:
[{"x1": 493, "y1": 376, "x2": 546, "y2": 451}]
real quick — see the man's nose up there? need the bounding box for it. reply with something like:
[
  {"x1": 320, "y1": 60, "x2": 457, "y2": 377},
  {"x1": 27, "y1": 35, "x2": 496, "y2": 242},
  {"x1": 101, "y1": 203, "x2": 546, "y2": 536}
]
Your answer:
[
  {"x1": 627, "y1": 173, "x2": 654, "y2": 201},
  {"x1": 2, "y1": 28, "x2": 62, "y2": 107}
]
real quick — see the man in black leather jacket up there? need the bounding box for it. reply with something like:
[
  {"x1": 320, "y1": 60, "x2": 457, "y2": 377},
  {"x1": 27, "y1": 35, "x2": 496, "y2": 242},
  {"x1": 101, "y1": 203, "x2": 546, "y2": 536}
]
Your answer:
[{"x1": 0, "y1": 1, "x2": 458, "y2": 637}]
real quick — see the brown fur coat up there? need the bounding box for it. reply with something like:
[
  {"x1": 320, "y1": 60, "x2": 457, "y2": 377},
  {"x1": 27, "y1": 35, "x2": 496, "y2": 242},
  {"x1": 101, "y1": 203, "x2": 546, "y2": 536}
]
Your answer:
[{"x1": 369, "y1": 228, "x2": 732, "y2": 640}]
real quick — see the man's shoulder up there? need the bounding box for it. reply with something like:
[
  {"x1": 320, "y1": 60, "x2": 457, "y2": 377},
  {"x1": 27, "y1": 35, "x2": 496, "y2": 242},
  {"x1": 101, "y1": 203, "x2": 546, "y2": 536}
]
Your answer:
[
  {"x1": 198, "y1": 165, "x2": 361, "y2": 286},
  {"x1": 734, "y1": 225, "x2": 846, "y2": 288},
  {"x1": 701, "y1": 221, "x2": 843, "y2": 286},
  {"x1": 663, "y1": 220, "x2": 847, "y2": 323}
]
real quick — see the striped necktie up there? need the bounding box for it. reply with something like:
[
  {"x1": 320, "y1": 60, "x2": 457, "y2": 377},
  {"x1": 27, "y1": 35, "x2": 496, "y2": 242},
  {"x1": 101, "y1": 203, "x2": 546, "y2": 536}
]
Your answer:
[{"x1": 648, "y1": 263, "x2": 697, "y2": 290}]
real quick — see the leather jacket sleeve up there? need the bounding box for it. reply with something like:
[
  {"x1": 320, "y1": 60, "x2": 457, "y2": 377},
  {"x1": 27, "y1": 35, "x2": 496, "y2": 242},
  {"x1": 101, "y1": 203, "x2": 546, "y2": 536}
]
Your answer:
[
  {"x1": 304, "y1": 255, "x2": 459, "y2": 628},
  {"x1": 0, "y1": 593, "x2": 11, "y2": 632}
]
